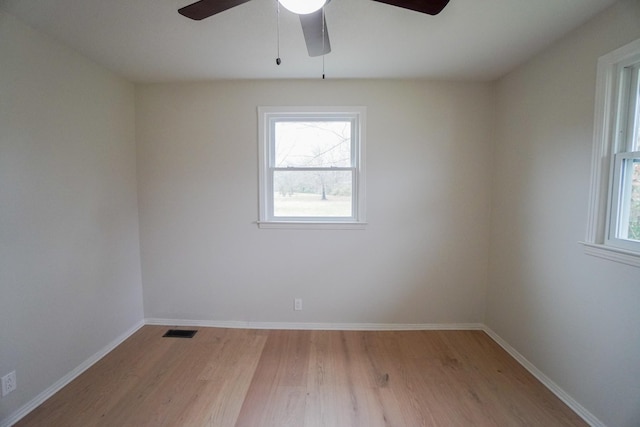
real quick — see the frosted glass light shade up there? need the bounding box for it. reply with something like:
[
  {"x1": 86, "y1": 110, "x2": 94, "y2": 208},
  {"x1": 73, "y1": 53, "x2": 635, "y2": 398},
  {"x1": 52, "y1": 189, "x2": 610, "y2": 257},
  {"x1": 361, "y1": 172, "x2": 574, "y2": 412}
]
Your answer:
[{"x1": 278, "y1": 0, "x2": 326, "y2": 14}]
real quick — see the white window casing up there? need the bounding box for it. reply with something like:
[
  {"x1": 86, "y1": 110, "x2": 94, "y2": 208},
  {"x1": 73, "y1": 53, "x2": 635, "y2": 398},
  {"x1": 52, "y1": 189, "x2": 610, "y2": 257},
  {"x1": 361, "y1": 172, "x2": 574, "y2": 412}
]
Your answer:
[
  {"x1": 582, "y1": 38, "x2": 640, "y2": 267},
  {"x1": 257, "y1": 106, "x2": 367, "y2": 230}
]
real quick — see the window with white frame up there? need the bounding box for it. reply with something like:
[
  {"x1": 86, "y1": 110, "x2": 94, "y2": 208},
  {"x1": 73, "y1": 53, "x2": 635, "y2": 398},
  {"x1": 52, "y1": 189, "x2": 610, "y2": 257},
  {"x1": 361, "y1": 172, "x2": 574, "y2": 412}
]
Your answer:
[
  {"x1": 257, "y1": 107, "x2": 366, "y2": 229},
  {"x1": 584, "y1": 38, "x2": 640, "y2": 266}
]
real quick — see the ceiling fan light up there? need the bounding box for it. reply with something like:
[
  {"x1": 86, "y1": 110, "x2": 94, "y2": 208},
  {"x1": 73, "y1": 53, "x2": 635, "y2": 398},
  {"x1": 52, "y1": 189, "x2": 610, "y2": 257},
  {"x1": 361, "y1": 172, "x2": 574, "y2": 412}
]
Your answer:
[{"x1": 278, "y1": 0, "x2": 326, "y2": 15}]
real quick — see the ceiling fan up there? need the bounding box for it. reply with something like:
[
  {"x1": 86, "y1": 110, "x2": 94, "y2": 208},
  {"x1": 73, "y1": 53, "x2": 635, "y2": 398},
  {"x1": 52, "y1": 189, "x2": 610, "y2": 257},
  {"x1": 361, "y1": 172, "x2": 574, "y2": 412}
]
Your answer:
[{"x1": 178, "y1": 0, "x2": 450, "y2": 57}]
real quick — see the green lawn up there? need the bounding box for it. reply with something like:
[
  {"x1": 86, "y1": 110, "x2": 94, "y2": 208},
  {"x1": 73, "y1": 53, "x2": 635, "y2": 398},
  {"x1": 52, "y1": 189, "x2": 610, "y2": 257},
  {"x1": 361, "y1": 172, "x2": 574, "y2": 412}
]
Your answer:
[{"x1": 274, "y1": 193, "x2": 352, "y2": 217}]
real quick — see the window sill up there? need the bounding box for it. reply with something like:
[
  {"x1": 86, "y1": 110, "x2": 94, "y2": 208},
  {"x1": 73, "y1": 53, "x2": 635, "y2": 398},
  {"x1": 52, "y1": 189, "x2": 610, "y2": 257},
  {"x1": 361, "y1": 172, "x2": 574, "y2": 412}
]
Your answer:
[
  {"x1": 579, "y1": 241, "x2": 640, "y2": 268},
  {"x1": 257, "y1": 221, "x2": 368, "y2": 230}
]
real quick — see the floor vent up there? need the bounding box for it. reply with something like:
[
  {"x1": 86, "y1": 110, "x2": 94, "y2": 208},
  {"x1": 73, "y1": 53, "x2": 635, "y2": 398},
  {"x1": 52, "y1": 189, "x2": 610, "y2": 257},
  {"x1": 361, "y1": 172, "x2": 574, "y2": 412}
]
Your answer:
[{"x1": 163, "y1": 329, "x2": 197, "y2": 338}]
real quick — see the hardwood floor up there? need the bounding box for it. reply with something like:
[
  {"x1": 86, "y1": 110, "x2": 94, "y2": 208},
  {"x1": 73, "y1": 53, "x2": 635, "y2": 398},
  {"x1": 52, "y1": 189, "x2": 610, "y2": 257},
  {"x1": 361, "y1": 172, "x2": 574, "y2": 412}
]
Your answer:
[{"x1": 16, "y1": 326, "x2": 587, "y2": 426}]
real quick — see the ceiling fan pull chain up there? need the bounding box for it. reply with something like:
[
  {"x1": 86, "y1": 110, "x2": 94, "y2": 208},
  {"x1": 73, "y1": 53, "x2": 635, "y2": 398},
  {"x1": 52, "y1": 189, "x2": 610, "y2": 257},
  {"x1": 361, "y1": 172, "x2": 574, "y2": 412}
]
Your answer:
[{"x1": 276, "y1": 0, "x2": 282, "y2": 65}]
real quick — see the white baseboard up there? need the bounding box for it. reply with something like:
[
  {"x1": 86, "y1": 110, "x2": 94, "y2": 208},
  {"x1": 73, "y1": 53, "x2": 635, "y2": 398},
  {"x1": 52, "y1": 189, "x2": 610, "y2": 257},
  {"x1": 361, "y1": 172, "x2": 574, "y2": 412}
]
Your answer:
[
  {"x1": 0, "y1": 320, "x2": 145, "y2": 427},
  {"x1": 481, "y1": 326, "x2": 605, "y2": 427},
  {"x1": 145, "y1": 318, "x2": 485, "y2": 331}
]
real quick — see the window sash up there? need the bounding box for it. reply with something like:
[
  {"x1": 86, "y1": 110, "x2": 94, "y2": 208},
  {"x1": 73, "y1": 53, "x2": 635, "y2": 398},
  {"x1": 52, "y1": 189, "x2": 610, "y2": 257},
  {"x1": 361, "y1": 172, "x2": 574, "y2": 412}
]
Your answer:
[
  {"x1": 626, "y1": 64, "x2": 640, "y2": 152},
  {"x1": 614, "y1": 63, "x2": 640, "y2": 152},
  {"x1": 268, "y1": 168, "x2": 357, "y2": 220},
  {"x1": 607, "y1": 152, "x2": 640, "y2": 249},
  {"x1": 605, "y1": 60, "x2": 640, "y2": 252},
  {"x1": 270, "y1": 118, "x2": 356, "y2": 169}
]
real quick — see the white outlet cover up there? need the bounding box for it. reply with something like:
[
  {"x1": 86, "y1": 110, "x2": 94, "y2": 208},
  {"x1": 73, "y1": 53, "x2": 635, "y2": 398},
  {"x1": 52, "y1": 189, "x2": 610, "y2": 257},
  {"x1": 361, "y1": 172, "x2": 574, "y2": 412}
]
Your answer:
[{"x1": 2, "y1": 371, "x2": 16, "y2": 396}]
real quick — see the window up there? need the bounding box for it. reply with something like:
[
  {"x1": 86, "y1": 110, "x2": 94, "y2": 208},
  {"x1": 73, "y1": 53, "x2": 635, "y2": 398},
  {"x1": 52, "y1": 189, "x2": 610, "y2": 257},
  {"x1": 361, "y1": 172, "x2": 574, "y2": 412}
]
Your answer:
[
  {"x1": 583, "y1": 38, "x2": 640, "y2": 266},
  {"x1": 258, "y1": 106, "x2": 366, "y2": 229},
  {"x1": 608, "y1": 62, "x2": 640, "y2": 250}
]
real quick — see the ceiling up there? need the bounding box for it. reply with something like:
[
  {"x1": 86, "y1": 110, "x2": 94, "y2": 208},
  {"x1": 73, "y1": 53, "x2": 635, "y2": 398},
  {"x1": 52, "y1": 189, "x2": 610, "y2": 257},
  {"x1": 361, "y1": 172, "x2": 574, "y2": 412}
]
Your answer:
[{"x1": 0, "y1": 0, "x2": 617, "y2": 82}]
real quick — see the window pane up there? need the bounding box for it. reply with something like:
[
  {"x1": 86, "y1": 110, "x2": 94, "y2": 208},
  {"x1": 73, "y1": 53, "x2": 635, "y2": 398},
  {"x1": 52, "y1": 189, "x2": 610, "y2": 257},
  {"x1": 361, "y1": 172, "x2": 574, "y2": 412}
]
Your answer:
[
  {"x1": 626, "y1": 159, "x2": 640, "y2": 240},
  {"x1": 632, "y1": 67, "x2": 640, "y2": 151},
  {"x1": 273, "y1": 170, "x2": 352, "y2": 217},
  {"x1": 618, "y1": 158, "x2": 640, "y2": 241},
  {"x1": 635, "y1": 83, "x2": 640, "y2": 150},
  {"x1": 274, "y1": 121, "x2": 351, "y2": 167}
]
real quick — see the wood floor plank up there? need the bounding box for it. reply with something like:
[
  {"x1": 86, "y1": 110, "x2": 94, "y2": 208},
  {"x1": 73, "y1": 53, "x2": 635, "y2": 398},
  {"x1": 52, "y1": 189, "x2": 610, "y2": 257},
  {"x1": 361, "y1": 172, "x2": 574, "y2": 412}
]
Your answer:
[
  {"x1": 14, "y1": 327, "x2": 588, "y2": 427},
  {"x1": 98, "y1": 328, "x2": 222, "y2": 426},
  {"x1": 234, "y1": 330, "x2": 311, "y2": 427},
  {"x1": 173, "y1": 329, "x2": 267, "y2": 427},
  {"x1": 304, "y1": 331, "x2": 393, "y2": 427}
]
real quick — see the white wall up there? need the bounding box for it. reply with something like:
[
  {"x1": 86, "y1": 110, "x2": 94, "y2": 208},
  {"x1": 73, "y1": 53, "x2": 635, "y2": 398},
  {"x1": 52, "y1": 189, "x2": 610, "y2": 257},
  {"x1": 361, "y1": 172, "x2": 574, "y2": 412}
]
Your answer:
[
  {"x1": 487, "y1": 1, "x2": 640, "y2": 426},
  {"x1": 136, "y1": 80, "x2": 494, "y2": 325},
  {"x1": 0, "y1": 12, "x2": 143, "y2": 422}
]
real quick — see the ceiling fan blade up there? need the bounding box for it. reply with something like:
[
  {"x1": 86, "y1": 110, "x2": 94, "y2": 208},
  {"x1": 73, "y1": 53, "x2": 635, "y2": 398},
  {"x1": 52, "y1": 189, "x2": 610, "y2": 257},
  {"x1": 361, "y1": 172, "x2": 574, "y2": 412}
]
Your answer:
[
  {"x1": 371, "y1": 0, "x2": 450, "y2": 15},
  {"x1": 178, "y1": 0, "x2": 253, "y2": 20},
  {"x1": 299, "y1": 10, "x2": 331, "y2": 57}
]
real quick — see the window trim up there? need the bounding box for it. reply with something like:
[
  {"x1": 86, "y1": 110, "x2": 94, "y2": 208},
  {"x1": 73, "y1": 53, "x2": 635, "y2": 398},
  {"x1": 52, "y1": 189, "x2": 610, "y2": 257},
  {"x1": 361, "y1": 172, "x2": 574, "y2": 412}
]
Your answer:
[
  {"x1": 582, "y1": 38, "x2": 640, "y2": 267},
  {"x1": 257, "y1": 106, "x2": 367, "y2": 229}
]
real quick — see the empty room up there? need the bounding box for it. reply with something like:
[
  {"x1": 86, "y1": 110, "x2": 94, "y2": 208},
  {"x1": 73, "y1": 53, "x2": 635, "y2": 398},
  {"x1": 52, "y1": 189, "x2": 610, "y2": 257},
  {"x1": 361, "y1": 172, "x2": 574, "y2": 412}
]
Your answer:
[{"x1": 1, "y1": 0, "x2": 639, "y2": 426}]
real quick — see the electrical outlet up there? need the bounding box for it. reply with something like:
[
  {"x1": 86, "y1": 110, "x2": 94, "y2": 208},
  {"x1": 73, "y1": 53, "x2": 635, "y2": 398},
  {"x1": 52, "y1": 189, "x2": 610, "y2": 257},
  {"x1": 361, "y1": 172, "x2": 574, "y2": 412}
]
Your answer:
[
  {"x1": 1, "y1": 371, "x2": 16, "y2": 397},
  {"x1": 294, "y1": 298, "x2": 303, "y2": 311}
]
